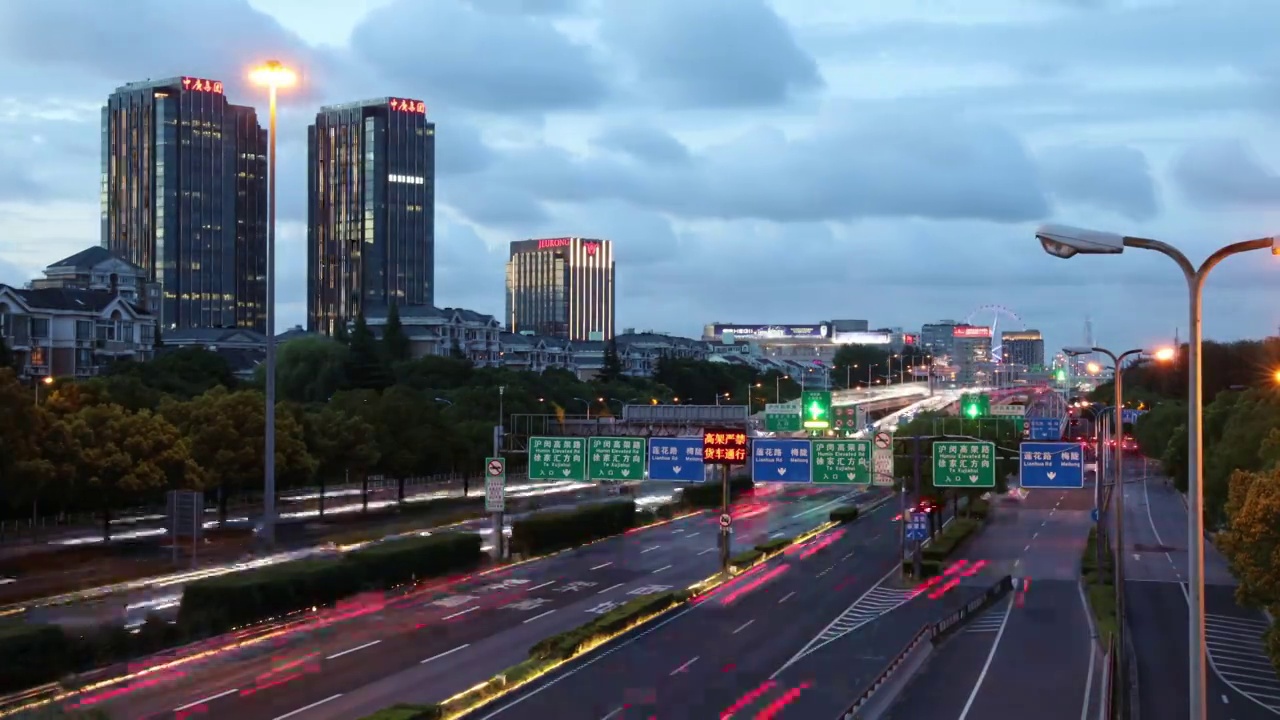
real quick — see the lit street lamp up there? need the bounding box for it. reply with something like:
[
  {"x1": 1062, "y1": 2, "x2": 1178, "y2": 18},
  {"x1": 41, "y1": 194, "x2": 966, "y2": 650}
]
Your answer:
[
  {"x1": 1037, "y1": 222, "x2": 1276, "y2": 718},
  {"x1": 34, "y1": 375, "x2": 53, "y2": 405},
  {"x1": 249, "y1": 60, "x2": 297, "y2": 549}
]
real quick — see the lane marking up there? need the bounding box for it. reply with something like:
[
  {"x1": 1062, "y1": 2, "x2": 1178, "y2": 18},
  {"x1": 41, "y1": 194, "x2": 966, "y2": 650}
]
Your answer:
[
  {"x1": 274, "y1": 694, "x2": 343, "y2": 720},
  {"x1": 591, "y1": 562, "x2": 613, "y2": 570},
  {"x1": 670, "y1": 656, "x2": 699, "y2": 675},
  {"x1": 422, "y1": 644, "x2": 471, "y2": 664},
  {"x1": 652, "y1": 565, "x2": 672, "y2": 574},
  {"x1": 734, "y1": 619, "x2": 755, "y2": 634},
  {"x1": 598, "y1": 583, "x2": 624, "y2": 594},
  {"x1": 779, "y1": 592, "x2": 795, "y2": 603},
  {"x1": 174, "y1": 688, "x2": 238, "y2": 712},
  {"x1": 444, "y1": 607, "x2": 478, "y2": 620},
  {"x1": 641, "y1": 546, "x2": 660, "y2": 553},
  {"x1": 325, "y1": 639, "x2": 381, "y2": 660},
  {"x1": 698, "y1": 548, "x2": 716, "y2": 555},
  {"x1": 686, "y1": 532, "x2": 701, "y2": 539},
  {"x1": 1076, "y1": 583, "x2": 1096, "y2": 720},
  {"x1": 601, "y1": 708, "x2": 623, "y2": 719},
  {"x1": 528, "y1": 581, "x2": 555, "y2": 591},
  {"x1": 524, "y1": 609, "x2": 556, "y2": 623},
  {"x1": 476, "y1": 605, "x2": 697, "y2": 718},
  {"x1": 790, "y1": 492, "x2": 858, "y2": 519},
  {"x1": 958, "y1": 596, "x2": 1015, "y2": 719}
]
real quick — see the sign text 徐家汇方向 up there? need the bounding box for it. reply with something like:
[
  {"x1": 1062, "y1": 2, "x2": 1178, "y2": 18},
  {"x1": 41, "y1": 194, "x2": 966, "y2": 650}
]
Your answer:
[{"x1": 702, "y1": 428, "x2": 748, "y2": 465}]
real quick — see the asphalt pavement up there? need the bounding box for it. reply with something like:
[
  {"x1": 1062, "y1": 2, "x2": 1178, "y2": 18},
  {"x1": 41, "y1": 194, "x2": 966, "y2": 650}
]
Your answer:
[
  {"x1": 1123, "y1": 468, "x2": 1280, "y2": 719},
  {"x1": 461, "y1": 499, "x2": 972, "y2": 720},
  {"x1": 883, "y1": 484, "x2": 1101, "y2": 720},
  {"x1": 44, "y1": 484, "x2": 875, "y2": 720}
]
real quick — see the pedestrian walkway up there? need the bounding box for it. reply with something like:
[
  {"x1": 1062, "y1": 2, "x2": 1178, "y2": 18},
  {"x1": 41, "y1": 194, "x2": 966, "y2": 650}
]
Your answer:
[{"x1": 1206, "y1": 612, "x2": 1280, "y2": 712}]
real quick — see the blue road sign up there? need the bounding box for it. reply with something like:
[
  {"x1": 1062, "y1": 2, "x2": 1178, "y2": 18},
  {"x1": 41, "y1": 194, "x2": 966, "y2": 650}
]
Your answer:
[
  {"x1": 1028, "y1": 417, "x2": 1064, "y2": 441},
  {"x1": 750, "y1": 439, "x2": 812, "y2": 482},
  {"x1": 1019, "y1": 441, "x2": 1085, "y2": 489},
  {"x1": 1091, "y1": 508, "x2": 1100, "y2": 523},
  {"x1": 647, "y1": 437, "x2": 705, "y2": 482},
  {"x1": 906, "y1": 512, "x2": 929, "y2": 541},
  {"x1": 1121, "y1": 408, "x2": 1143, "y2": 424}
]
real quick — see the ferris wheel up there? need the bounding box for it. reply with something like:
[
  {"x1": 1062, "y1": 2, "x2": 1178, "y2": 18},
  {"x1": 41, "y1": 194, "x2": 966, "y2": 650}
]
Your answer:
[{"x1": 964, "y1": 305, "x2": 1024, "y2": 362}]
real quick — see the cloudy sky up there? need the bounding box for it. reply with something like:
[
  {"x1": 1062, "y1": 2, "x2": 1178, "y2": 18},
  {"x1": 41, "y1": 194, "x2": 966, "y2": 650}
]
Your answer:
[{"x1": 1, "y1": 0, "x2": 1278, "y2": 354}]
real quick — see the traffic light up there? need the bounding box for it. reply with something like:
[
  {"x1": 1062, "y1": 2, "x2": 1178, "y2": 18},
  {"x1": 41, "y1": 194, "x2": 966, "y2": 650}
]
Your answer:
[
  {"x1": 961, "y1": 394, "x2": 981, "y2": 419},
  {"x1": 801, "y1": 390, "x2": 832, "y2": 430}
]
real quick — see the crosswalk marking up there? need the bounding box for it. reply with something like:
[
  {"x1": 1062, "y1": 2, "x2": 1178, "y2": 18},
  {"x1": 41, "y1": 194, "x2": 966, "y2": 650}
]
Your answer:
[
  {"x1": 965, "y1": 612, "x2": 1005, "y2": 634},
  {"x1": 1204, "y1": 611, "x2": 1280, "y2": 711}
]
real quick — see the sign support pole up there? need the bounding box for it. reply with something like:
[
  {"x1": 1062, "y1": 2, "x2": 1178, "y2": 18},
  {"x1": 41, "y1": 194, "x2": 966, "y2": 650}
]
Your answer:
[
  {"x1": 912, "y1": 435, "x2": 923, "y2": 578},
  {"x1": 491, "y1": 425, "x2": 504, "y2": 561},
  {"x1": 720, "y1": 463, "x2": 731, "y2": 573}
]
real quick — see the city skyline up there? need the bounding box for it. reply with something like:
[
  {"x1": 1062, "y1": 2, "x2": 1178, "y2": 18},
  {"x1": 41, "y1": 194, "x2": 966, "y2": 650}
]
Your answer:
[{"x1": 0, "y1": 1, "x2": 1277, "y2": 354}]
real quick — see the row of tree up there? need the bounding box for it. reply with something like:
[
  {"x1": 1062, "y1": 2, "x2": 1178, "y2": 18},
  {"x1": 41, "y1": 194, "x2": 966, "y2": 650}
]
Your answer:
[
  {"x1": 1103, "y1": 337, "x2": 1280, "y2": 652},
  {"x1": 0, "y1": 317, "x2": 809, "y2": 532}
]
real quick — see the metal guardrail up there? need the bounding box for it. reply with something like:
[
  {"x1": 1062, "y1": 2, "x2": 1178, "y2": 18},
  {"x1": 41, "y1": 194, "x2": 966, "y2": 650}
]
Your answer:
[
  {"x1": 838, "y1": 623, "x2": 932, "y2": 719},
  {"x1": 834, "y1": 575, "x2": 1016, "y2": 719}
]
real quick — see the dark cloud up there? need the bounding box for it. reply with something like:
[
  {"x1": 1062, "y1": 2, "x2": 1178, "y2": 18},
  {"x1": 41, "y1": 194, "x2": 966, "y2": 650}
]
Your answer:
[
  {"x1": 442, "y1": 179, "x2": 550, "y2": 228},
  {"x1": 1038, "y1": 145, "x2": 1158, "y2": 221},
  {"x1": 594, "y1": 124, "x2": 690, "y2": 165},
  {"x1": 349, "y1": 0, "x2": 609, "y2": 114},
  {"x1": 1171, "y1": 139, "x2": 1280, "y2": 209},
  {"x1": 599, "y1": 0, "x2": 822, "y2": 109},
  {"x1": 433, "y1": 218, "x2": 505, "y2": 317},
  {"x1": 451, "y1": 112, "x2": 1050, "y2": 226},
  {"x1": 0, "y1": 0, "x2": 336, "y2": 107}
]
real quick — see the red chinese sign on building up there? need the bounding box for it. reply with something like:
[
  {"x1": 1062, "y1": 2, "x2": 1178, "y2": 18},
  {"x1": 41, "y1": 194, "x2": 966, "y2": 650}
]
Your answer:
[
  {"x1": 181, "y1": 77, "x2": 224, "y2": 94},
  {"x1": 388, "y1": 97, "x2": 426, "y2": 114},
  {"x1": 702, "y1": 428, "x2": 748, "y2": 465}
]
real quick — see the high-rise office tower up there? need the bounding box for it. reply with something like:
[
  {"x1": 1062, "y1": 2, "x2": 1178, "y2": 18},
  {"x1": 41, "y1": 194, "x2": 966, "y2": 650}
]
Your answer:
[
  {"x1": 307, "y1": 97, "x2": 435, "y2": 335},
  {"x1": 506, "y1": 237, "x2": 615, "y2": 341},
  {"x1": 1001, "y1": 330, "x2": 1045, "y2": 368},
  {"x1": 101, "y1": 76, "x2": 267, "y2": 332}
]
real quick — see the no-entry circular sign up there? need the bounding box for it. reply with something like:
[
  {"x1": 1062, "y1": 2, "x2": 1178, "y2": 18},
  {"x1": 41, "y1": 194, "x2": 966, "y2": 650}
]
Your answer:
[
  {"x1": 487, "y1": 459, "x2": 504, "y2": 476},
  {"x1": 874, "y1": 432, "x2": 892, "y2": 449},
  {"x1": 719, "y1": 513, "x2": 732, "y2": 528}
]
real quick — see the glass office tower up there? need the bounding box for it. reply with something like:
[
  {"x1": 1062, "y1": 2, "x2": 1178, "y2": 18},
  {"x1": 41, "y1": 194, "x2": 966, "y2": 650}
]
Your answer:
[
  {"x1": 307, "y1": 97, "x2": 435, "y2": 335},
  {"x1": 506, "y1": 237, "x2": 615, "y2": 341},
  {"x1": 101, "y1": 76, "x2": 267, "y2": 332}
]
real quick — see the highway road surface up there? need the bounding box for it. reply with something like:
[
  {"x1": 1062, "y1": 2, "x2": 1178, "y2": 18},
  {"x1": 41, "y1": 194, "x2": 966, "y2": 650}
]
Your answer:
[
  {"x1": 1123, "y1": 466, "x2": 1280, "y2": 719},
  {"x1": 39, "y1": 485, "x2": 876, "y2": 720},
  {"x1": 458, "y1": 500, "x2": 979, "y2": 720},
  {"x1": 884, "y1": 484, "x2": 1102, "y2": 720}
]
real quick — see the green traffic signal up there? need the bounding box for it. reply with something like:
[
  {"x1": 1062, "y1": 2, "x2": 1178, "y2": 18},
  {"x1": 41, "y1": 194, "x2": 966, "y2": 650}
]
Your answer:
[
  {"x1": 965, "y1": 402, "x2": 980, "y2": 418},
  {"x1": 807, "y1": 401, "x2": 826, "y2": 420}
]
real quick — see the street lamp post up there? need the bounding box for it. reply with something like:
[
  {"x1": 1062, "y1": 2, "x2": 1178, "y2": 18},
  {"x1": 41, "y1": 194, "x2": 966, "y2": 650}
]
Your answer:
[
  {"x1": 249, "y1": 60, "x2": 297, "y2": 550},
  {"x1": 1036, "y1": 223, "x2": 1277, "y2": 719}
]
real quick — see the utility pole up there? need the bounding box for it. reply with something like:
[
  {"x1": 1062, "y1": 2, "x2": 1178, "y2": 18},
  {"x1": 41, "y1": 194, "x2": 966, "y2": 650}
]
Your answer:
[{"x1": 492, "y1": 386, "x2": 505, "y2": 560}]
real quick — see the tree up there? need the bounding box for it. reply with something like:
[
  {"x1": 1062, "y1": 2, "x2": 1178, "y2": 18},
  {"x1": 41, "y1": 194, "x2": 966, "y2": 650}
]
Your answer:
[
  {"x1": 105, "y1": 347, "x2": 237, "y2": 399},
  {"x1": 382, "y1": 302, "x2": 412, "y2": 364},
  {"x1": 346, "y1": 313, "x2": 391, "y2": 391},
  {"x1": 161, "y1": 386, "x2": 315, "y2": 522},
  {"x1": 0, "y1": 369, "x2": 55, "y2": 519},
  {"x1": 57, "y1": 404, "x2": 203, "y2": 541},
  {"x1": 449, "y1": 337, "x2": 466, "y2": 360},
  {"x1": 303, "y1": 406, "x2": 379, "y2": 514},
  {"x1": 832, "y1": 345, "x2": 889, "y2": 388},
  {"x1": 600, "y1": 339, "x2": 624, "y2": 383},
  {"x1": 1218, "y1": 468, "x2": 1280, "y2": 610},
  {"x1": 0, "y1": 334, "x2": 12, "y2": 371},
  {"x1": 266, "y1": 335, "x2": 349, "y2": 404}
]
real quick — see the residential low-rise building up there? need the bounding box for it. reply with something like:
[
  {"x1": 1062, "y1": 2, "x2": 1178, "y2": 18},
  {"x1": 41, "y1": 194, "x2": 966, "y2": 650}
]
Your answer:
[
  {"x1": 0, "y1": 285, "x2": 157, "y2": 380},
  {"x1": 365, "y1": 306, "x2": 502, "y2": 366},
  {"x1": 28, "y1": 246, "x2": 160, "y2": 312}
]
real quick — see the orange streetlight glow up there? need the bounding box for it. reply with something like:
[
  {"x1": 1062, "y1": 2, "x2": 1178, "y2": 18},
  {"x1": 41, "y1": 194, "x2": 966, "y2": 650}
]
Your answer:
[
  {"x1": 1153, "y1": 347, "x2": 1176, "y2": 362},
  {"x1": 1273, "y1": 369, "x2": 1280, "y2": 384},
  {"x1": 249, "y1": 60, "x2": 297, "y2": 89},
  {"x1": 1086, "y1": 362, "x2": 1102, "y2": 375}
]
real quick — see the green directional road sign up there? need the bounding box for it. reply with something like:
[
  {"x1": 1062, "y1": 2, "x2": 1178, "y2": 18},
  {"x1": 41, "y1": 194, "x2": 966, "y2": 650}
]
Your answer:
[
  {"x1": 932, "y1": 441, "x2": 996, "y2": 488},
  {"x1": 765, "y1": 400, "x2": 802, "y2": 432},
  {"x1": 802, "y1": 390, "x2": 832, "y2": 430},
  {"x1": 812, "y1": 439, "x2": 873, "y2": 484},
  {"x1": 529, "y1": 436, "x2": 587, "y2": 481},
  {"x1": 588, "y1": 436, "x2": 646, "y2": 482}
]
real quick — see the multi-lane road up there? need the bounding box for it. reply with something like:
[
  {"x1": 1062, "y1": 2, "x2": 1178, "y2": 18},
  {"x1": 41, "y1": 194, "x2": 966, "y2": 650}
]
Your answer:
[
  {"x1": 1123, "y1": 466, "x2": 1280, "y2": 719},
  {"x1": 885, "y1": 484, "x2": 1101, "y2": 720},
  {"x1": 37, "y1": 485, "x2": 873, "y2": 720},
  {"x1": 459, "y1": 502, "x2": 985, "y2": 719}
]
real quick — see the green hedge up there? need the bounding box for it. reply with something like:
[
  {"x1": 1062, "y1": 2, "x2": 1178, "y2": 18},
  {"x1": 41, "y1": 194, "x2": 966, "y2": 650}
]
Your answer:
[
  {"x1": 729, "y1": 549, "x2": 764, "y2": 567},
  {"x1": 829, "y1": 505, "x2": 860, "y2": 524},
  {"x1": 967, "y1": 498, "x2": 991, "y2": 520},
  {"x1": 179, "y1": 532, "x2": 482, "y2": 635},
  {"x1": 920, "y1": 518, "x2": 981, "y2": 562},
  {"x1": 509, "y1": 500, "x2": 636, "y2": 557},
  {"x1": 679, "y1": 477, "x2": 755, "y2": 507},
  {"x1": 754, "y1": 537, "x2": 792, "y2": 555},
  {"x1": 902, "y1": 558, "x2": 943, "y2": 578},
  {"x1": 351, "y1": 704, "x2": 441, "y2": 720}
]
